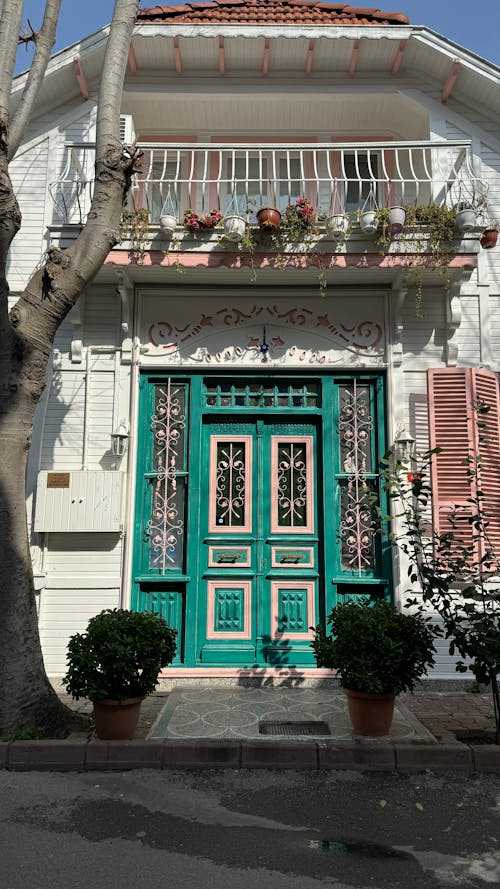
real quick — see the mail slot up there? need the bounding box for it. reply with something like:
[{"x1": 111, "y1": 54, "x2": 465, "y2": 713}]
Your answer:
[
  {"x1": 271, "y1": 546, "x2": 314, "y2": 568},
  {"x1": 280, "y1": 552, "x2": 304, "y2": 564},
  {"x1": 208, "y1": 545, "x2": 251, "y2": 567}
]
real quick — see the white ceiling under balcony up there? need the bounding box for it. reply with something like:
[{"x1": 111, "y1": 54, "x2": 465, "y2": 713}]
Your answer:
[{"x1": 123, "y1": 89, "x2": 429, "y2": 141}]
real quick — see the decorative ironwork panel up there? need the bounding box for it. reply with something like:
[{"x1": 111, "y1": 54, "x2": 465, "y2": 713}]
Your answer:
[
  {"x1": 337, "y1": 381, "x2": 377, "y2": 573},
  {"x1": 204, "y1": 379, "x2": 319, "y2": 409},
  {"x1": 147, "y1": 380, "x2": 187, "y2": 572},
  {"x1": 339, "y1": 479, "x2": 377, "y2": 573},
  {"x1": 338, "y1": 383, "x2": 373, "y2": 474},
  {"x1": 271, "y1": 436, "x2": 314, "y2": 533},
  {"x1": 152, "y1": 382, "x2": 187, "y2": 471},
  {"x1": 209, "y1": 436, "x2": 252, "y2": 532}
]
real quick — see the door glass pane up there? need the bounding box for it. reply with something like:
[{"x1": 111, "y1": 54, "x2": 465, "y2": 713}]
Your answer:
[
  {"x1": 272, "y1": 437, "x2": 314, "y2": 532},
  {"x1": 209, "y1": 436, "x2": 252, "y2": 532},
  {"x1": 339, "y1": 478, "x2": 377, "y2": 573},
  {"x1": 148, "y1": 478, "x2": 186, "y2": 571}
]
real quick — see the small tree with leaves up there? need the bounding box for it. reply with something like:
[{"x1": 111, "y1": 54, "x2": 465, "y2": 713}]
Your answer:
[{"x1": 380, "y1": 404, "x2": 500, "y2": 743}]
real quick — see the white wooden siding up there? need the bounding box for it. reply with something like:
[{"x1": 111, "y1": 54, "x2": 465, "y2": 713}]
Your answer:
[
  {"x1": 40, "y1": 369, "x2": 86, "y2": 469},
  {"x1": 39, "y1": 532, "x2": 123, "y2": 674},
  {"x1": 480, "y1": 142, "x2": 500, "y2": 290},
  {"x1": 7, "y1": 138, "x2": 49, "y2": 291},
  {"x1": 455, "y1": 296, "x2": 481, "y2": 366},
  {"x1": 40, "y1": 588, "x2": 121, "y2": 675},
  {"x1": 490, "y1": 296, "x2": 500, "y2": 364},
  {"x1": 402, "y1": 288, "x2": 445, "y2": 365},
  {"x1": 84, "y1": 289, "x2": 121, "y2": 348}
]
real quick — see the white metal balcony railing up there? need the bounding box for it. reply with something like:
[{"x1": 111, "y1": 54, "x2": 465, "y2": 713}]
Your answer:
[{"x1": 49, "y1": 141, "x2": 486, "y2": 227}]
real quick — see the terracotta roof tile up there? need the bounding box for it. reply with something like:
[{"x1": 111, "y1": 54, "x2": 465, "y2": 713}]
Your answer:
[{"x1": 138, "y1": 2, "x2": 410, "y2": 26}]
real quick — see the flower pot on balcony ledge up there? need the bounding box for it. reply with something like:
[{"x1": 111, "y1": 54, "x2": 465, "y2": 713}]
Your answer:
[
  {"x1": 223, "y1": 213, "x2": 246, "y2": 241},
  {"x1": 455, "y1": 208, "x2": 477, "y2": 232},
  {"x1": 359, "y1": 210, "x2": 378, "y2": 235},
  {"x1": 389, "y1": 206, "x2": 406, "y2": 234},
  {"x1": 480, "y1": 227, "x2": 498, "y2": 249},
  {"x1": 326, "y1": 213, "x2": 350, "y2": 240},
  {"x1": 257, "y1": 207, "x2": 281, "y2": 231},
  {"x1": 159, "y1": 213, "x2": 178, "y2": 237}
]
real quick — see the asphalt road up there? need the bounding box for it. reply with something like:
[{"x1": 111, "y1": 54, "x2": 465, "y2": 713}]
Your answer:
[{"x1": 1, "y1": 768, "x2": 499, "y2": 888}]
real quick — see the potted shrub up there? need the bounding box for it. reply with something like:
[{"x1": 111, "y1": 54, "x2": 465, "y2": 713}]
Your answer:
[
  {"x1": 63, "y1": 608, "x2": 177, "y2": 739},
  {"x1": 312, "y1": 598, "x2": 437, "y2": 736}
]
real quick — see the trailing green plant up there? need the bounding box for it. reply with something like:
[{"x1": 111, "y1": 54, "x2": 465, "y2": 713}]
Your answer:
[
  {"x1": 374, "y1": 207, "x2": 392, "y2": 250},
  {"x1": 62, "y1": 608, "x2": 177, "y2": 702},
  {"x1": 403, "y1": 203, "x2": 458, "y2": 314},
  {"x1": 119, "y1": 207, "x2": 150, "y2": 264},
  {"x1": 379, "y1": 406, "x2": 500, "y2": 742},
  {"x1": 312, "y1": 597, "x2": 437, "y2": 694}
]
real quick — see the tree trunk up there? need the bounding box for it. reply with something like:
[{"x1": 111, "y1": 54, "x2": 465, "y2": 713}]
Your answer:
[
  {"x1": 0, "y1": 0, "x2": 139, "y2": 736},
  {"x1": 0, "y1": 387, "x2": 76, "y2": 736}
]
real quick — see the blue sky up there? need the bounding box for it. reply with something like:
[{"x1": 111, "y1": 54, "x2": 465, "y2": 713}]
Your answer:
[{"x1": 14, "y1": 0, "x2": 500, "y2": 73}]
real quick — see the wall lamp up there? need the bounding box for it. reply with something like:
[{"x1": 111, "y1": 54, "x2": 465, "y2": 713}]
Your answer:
[{"x1": 111, "y1": 420, "x2": 129, "y2": 458}]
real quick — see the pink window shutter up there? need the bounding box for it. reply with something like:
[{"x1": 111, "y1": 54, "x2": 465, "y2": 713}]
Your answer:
[{"x1": 427, "y1": 367, "x2": 500, "y2": 560}]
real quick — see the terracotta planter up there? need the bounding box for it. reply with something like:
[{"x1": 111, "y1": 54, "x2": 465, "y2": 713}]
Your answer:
[
  {"x1": 257, "y1": 207, "x2": 281, "y2": 231},
  {"x1": 92, "y1": 696, "x2": 144, "y2": 740},
  {"x1": 480, "y1": 228, "x2": 498, "y2": 249},
  {"x1": 344, "y1": 688, "x2": 396, "y2": 736}
]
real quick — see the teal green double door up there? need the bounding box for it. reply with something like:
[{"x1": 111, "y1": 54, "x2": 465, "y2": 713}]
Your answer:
[
  {"x1": 132, "y1": 374, "x2": 388, "y2": 668},
  {"x1": 200, "y1": 418, "x2": 319, "y2": 666}
]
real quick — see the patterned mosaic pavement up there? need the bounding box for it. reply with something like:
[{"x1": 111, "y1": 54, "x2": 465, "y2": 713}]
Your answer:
[{"x1": 148, "y1": 687, "x2": 437, "y2": 743}]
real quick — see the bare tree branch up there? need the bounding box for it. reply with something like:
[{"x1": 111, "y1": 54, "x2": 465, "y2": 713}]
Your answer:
[
  {"x1": 0, "y1": 0, "x2": 25, "y2": 129},
  {"x1": 9, "y1": 0, "x2": 62, "y2": 160}
]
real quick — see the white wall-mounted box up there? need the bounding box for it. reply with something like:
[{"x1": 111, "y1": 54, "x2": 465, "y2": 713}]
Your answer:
[{"x1": 34, "y1": 471, "x2": 124, "y2": 532}]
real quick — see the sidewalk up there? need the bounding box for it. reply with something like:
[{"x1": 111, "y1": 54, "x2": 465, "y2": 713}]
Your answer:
[{"x1": 1, "y1": 686, "x2": 499, "y2": 773}]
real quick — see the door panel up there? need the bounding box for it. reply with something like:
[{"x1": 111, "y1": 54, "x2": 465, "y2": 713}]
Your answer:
[
  {"x1": 200, "y1": 420, "x2": 319, "y2": 666},
  {"x1": 133, "y1": 373, "x2": 388, "y2": 669}
]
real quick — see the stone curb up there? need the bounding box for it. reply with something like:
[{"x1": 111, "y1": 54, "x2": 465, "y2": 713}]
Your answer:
[{"x1": 0, "y1": 739, "x2": 495, "y2": 772}]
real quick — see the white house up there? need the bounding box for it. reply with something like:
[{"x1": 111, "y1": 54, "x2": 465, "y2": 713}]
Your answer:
[{"x1": 9, "y1": 1, "x2": 500, "y2": 680}]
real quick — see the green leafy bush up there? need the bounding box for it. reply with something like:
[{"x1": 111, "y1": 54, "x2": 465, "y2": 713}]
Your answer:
[
  {"x1": 63, "y1": 609, "x2": 177, "y2": 701},
  {"x1": 312, "y1": 598, "x2": 437, "y2": 694}
]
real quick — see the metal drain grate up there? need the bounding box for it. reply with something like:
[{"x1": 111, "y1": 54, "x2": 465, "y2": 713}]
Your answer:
[{"x1": 259, "y1": 720, "x2": 331, "y2": 736}]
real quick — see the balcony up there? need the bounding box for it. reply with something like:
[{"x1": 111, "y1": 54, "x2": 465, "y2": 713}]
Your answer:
[{"x1": 50, "y1": 140, "x2": 486, "y2": 229}]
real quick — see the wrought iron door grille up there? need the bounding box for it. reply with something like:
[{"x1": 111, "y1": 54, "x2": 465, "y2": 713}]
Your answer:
[{"x1": 204, "y1": 379, "x2": 320, "y2": 409}]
